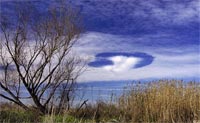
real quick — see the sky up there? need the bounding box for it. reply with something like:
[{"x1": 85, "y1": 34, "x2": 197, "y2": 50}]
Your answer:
[
  {"x1": 0, "y1": 0, "x2": 200, "y2": 82},
  {"x1": 72, "y1": 0, "x2": 200, "y2": 82}
]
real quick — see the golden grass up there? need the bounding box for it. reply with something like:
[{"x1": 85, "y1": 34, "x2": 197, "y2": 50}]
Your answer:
[{"x1": 119, "y1": 80, "x2": 200, "y2": 122}]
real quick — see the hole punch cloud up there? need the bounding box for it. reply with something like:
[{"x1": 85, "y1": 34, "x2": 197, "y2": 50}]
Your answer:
[{"x1": 88, "y1": 52, "x2": 154, "y2": 72}]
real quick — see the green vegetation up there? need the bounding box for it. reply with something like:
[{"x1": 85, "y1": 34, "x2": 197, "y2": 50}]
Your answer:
[
  {"x1": 0, "y1": 106, "x2": 41, "y2": 123},
  {"x1": 0, "y1": 80, "x2": 200, "y2": 123}
]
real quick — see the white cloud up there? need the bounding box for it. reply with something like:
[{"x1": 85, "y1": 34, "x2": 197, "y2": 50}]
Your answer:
[{"x1": 102, "y1": 56, "x2": 141, "y2": 72}]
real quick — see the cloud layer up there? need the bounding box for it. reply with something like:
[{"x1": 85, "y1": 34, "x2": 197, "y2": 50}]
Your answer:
[{"x1": 74, "y1": 32, "x2": 200, "y2": 82}]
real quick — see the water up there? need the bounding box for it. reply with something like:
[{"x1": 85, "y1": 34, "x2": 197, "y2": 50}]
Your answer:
[{"x1": 75, "y1": 81, "x2": 133, "y2": 103}]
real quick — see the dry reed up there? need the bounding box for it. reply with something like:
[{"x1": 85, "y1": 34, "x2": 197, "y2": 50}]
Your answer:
[{"x1": 119, "y1": 80, "x2": 200, "y2": 122}]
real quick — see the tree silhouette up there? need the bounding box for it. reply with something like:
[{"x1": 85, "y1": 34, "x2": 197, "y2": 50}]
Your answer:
[{"x1": 0, "y1": 1, "x2": 85, "y2": 114}]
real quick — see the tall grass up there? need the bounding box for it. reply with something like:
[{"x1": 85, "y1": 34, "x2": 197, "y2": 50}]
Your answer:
[{"x1": 119, "y1": 80, "x2": 200, "y2": 122}]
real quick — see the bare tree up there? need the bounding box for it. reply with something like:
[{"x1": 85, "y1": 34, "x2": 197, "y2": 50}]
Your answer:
[{"x1": 0, "y1": 2, "x2": 85, "y2": 114}]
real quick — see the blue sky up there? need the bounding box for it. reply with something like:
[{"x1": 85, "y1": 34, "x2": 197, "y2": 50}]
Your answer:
[{"x1": 0, "y1": 0, "x2": 200, "y2": 82}]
